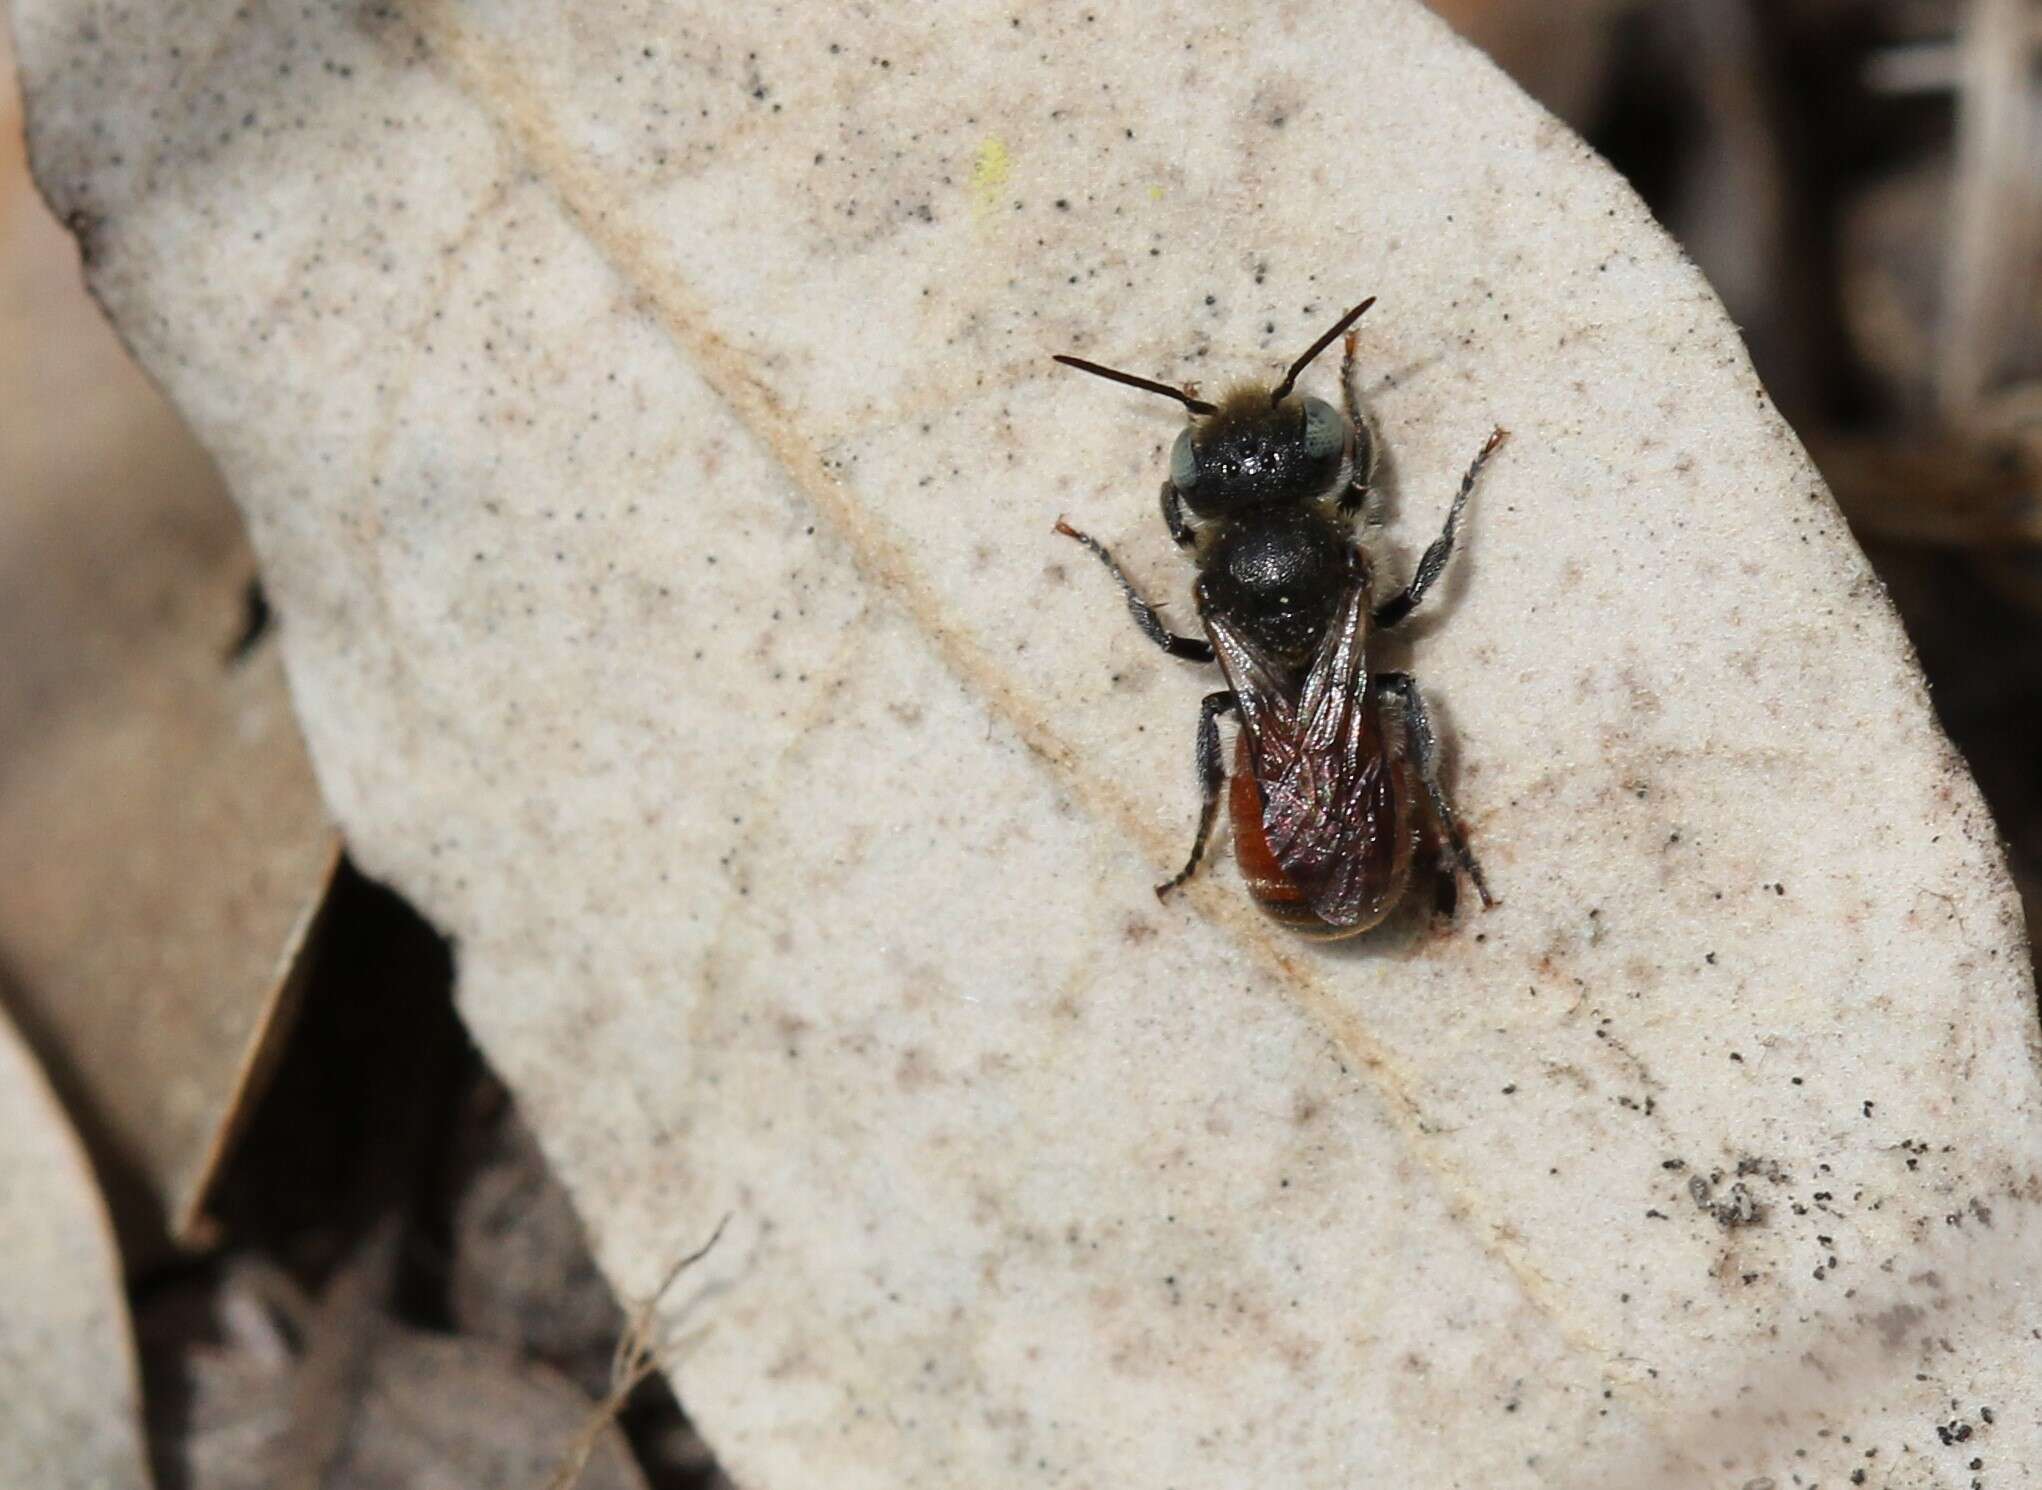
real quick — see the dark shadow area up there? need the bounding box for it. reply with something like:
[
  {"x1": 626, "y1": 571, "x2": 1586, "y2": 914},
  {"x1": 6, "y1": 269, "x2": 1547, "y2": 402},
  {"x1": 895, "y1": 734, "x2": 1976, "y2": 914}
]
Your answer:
[
  {"x1": 222, "y1": 576, "x2": 273, "y2": 667},
  {"x1": 132, "y1": 859, "x2": 725, "y2": 1490}
]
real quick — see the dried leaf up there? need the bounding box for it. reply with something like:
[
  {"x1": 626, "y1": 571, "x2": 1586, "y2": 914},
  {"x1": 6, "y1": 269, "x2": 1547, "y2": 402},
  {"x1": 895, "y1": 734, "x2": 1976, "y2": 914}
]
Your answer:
[
  {"x1": 450, "y1": 1092, "x2": 627, "y2": 1399},
  {"x1": 1937, "y1": 0, "x2": 2042, "y2": 415},
  {"x1": 343, "y1": 1334, "x2": 647, "y2": 1490},
  {"x1": 0, "y1": 28, "x2": 339, "y2": 1253},
  {"x1": 0, "y1": 1001, "x2": 151, "y2": 1489},
  {"x1": 1811, "y1": 425, "x2": 2042, "y2": 547},
  {"x1": 159, "y1": 1316, "x2": 645, "y2": 1490},
  {"x1": 1430, "y1": 0, "x2": 1636, "y2": 124},
  {"x1": 18, "y1": 3, "x2": 2042, "y2": 1485}
]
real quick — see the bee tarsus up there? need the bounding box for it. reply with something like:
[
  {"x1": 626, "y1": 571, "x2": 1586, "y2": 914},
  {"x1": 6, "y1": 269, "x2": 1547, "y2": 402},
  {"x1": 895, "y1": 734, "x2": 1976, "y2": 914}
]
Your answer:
[{"x1": 1154, "y1": 689, "x2": 1242, "y2": 900}]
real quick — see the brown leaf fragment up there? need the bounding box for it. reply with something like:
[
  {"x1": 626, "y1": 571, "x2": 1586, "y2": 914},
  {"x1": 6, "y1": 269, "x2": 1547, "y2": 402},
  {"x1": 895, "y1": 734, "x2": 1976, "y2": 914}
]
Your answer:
[{"x1": 0, "y1": 29, "x2": 339, "y2": 1257}]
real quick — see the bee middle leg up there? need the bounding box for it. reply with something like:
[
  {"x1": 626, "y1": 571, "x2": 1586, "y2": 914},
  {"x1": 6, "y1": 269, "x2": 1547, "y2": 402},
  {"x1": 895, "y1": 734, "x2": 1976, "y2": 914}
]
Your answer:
[
  {"x1": 1376, "y1": 671, "x2": 1495, "y2": 909},
  {"x1": 1371, "y1": 426, "x2": 1507, "y2": 628},
  {"x1": 1157, "y1": 690, "x2": 1238, "y2": 899},
  {"x1": 1054, "y1": 519, "x2": 1214, "y2": 662}
]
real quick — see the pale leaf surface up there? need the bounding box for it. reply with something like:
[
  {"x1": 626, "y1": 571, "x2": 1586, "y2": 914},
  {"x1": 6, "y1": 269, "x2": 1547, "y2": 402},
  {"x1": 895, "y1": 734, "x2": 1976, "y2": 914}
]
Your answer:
[
  {"x1": 0, "y1": 1002, "x2": 151, "y2": 1488},
  {"x1": 16, "y1": 3, "x2": 2041, "y2": 1485}
]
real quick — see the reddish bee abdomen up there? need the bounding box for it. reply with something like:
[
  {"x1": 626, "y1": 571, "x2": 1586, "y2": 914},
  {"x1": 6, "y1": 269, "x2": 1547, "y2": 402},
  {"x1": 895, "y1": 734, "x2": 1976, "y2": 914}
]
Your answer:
[{"x1": 1228, "y1": 735, "x2": 1418, "y2": 939}]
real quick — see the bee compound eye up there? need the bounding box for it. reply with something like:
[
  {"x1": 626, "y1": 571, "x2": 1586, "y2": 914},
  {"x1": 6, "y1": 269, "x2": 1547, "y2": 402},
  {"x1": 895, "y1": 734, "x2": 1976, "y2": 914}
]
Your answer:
[
  {"x1": 1300, "y1": 397, "x2": 1345, "y2": 461},
  {"x1": 1169, "y1": 426, "x2": 1199, "y2": 491}
]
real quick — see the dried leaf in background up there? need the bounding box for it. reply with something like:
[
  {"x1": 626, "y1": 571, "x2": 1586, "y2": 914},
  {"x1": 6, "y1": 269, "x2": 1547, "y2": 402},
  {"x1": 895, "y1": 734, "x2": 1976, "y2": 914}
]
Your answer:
[
  {"x1": 449, "y1": 1084, "x2": 631, "y2": 1400},
  {"x1": 339, "y1": 1333, "x2": 648, "y2": 1490},
  {"x1": 17, "y1": 2, "x2": 2042, "y2": 1486},
  {"x1": 0, "y1": 29, "x2": 339, "y2": 1255},
  {"x1": 146, "y1": 1266, "x2": 645, "y2": 1490},
  {"x1": 1935, "y1": 0, "x2": 2042, "y2": 418},
  {"x1": 0, "y1": 1000, "x2": 151, "y2": 1490},
  {"x1": 1428, "y1": 0, "x2": 1639, "y2": 124}
]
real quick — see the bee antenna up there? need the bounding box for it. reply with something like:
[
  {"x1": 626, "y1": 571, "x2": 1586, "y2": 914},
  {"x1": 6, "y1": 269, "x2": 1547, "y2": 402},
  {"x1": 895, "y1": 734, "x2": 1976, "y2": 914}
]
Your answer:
[
  {"x1": 1271, "y1": 296, "x2": 1376, "y2": 405},
  {"x1": 1053, "y1": 355, "x2": 1218, "y2": 416}
]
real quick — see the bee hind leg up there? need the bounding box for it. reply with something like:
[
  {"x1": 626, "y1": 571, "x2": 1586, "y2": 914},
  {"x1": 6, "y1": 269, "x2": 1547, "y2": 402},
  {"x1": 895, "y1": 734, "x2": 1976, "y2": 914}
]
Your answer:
[
  {"x1": 1054, "y1": 518, "x2": 1214, "y2": 662},
  {"x1": 1157, "y1": 691, "x2": 1238, "y2": 899},
  {"x1": 1377, "y1": 671, "x2": 1494, "y2": 910},
  {"x1": 1430, "y1": 845, "x2": 1460, "y2": 919}
]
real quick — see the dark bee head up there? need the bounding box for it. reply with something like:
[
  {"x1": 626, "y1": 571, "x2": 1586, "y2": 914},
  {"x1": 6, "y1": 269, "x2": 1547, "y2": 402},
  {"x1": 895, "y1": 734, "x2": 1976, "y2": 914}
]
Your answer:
[
  {"x1": 1055, "y1": 296, "x2": 1376, "y2": 522},
  {"x1": 1168, "y1": 389, "x2": 1350, "y2": 518},
  {"x1": 1197, "y1": 508, "x2": 1356, "y2": 665}
]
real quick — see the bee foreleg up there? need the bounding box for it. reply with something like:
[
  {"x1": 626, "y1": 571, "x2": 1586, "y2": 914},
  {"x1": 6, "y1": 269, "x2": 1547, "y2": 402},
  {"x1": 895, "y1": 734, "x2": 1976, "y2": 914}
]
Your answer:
[
  {"x1": 1377, "y1": 671, "x2": 1495, "y2": 909},
  {"x1": 1157, "y1": 691, "x2": 1238, "y2": 899},
  {"x1": 1159, "y1": 481, "x2": 1198, "y2": 550},
  {"x1": 1338, "y1": 330, "x2": 1382, "y2": 519},
  {"x1": 1054, "y1": 518, "x2": 1214, "y2": 663},
  {"x1": 1371, "y1": 426, "x2": 1506, "y2": 628}
]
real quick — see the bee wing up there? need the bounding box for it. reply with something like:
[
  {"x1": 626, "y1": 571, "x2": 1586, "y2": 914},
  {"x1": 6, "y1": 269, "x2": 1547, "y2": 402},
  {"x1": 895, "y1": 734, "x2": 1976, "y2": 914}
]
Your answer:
[
  {"x1": 1214, "y1": 585, "x2": 1407, "y2": 929},
  {"x1": 1200, "y1": 608, "x2": 1300, "y2": 783}
]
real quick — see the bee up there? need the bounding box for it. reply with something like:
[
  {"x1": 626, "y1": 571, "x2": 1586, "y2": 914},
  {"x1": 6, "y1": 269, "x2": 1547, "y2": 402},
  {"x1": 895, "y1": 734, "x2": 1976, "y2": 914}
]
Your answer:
[{"x1": 1053, "y1": 297, "x2": 1504, "y2": 938}]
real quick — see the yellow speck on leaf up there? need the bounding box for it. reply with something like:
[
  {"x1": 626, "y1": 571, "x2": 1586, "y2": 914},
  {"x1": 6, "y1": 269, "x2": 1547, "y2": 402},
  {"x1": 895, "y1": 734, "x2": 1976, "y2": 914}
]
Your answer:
[
  {"x1": 1148, "y1": 185, "x2": 1165, "y2": 201},
  {"x1": 970, "y1": 137, "x2": 1011, "y2": 221}
]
